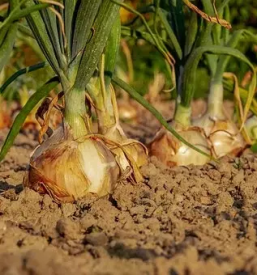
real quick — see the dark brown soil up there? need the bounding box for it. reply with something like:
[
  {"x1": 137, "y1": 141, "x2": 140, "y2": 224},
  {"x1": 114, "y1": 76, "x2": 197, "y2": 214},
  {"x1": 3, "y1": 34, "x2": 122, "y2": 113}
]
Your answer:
[{"x1": 0, "y1": 100, "x2": 257, "y2": 275}]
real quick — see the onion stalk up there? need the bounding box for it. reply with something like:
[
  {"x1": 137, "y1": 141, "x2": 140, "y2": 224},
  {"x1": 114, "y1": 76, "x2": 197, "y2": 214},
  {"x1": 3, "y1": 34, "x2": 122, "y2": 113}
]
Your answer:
[
  {"x1": 192, "y1": 19, "x2": 257, "y2": 158},
  {"x1": 149, "y1": 1, "x2": 212, "y2": 167},
  {"x1": 9, "y1": 0, "x2": 146, "y2": 203},
  {"x1": 87, "y1": 17, "x2": 148, "y2": 175},
  {"x1": 87, "y1": 61, "x2": 148, "y2": 181}
]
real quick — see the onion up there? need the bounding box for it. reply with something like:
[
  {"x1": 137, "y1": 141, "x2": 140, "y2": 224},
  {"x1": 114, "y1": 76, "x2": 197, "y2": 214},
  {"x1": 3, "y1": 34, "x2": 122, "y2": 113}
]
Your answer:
[
  {"x1": 24, "y1": 126, "x2": 120, "y2": 203},
  {"x1": 194, "y1": 114, "x2": 245, "y2": 158},
  {"x1": 149, "y1": 120, "x2": 211, "y2": 167},
  {"x1": 193, "y1": 82, "x2": 245, "y2": 158}
]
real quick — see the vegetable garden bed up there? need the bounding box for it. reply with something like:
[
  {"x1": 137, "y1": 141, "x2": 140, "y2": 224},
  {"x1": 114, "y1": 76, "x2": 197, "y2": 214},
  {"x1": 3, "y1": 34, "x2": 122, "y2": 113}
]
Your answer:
[
  {"x1": 1, "y1": 101, "x2": 257, "y2": 275},
  {"x1": 0, "y1": 0, "x2": 257, "y2": 274}
]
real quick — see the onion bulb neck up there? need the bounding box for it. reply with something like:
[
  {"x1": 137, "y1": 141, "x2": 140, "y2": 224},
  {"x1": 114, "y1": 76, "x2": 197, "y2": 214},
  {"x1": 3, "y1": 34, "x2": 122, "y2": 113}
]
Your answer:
[
  {"x1": 64, "y1": 88, "x2": 90, "y2": 139},
  {"x1": 174, "y1": 103, "x2": 191, "y2": 127},
  {"x1": 207, "y1": 80, "x2": 226, "y2": 119}
]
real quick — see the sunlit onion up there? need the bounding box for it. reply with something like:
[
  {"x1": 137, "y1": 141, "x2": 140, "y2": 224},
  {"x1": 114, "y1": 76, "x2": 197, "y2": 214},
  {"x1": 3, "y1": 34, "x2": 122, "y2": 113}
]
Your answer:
[
  {"x1": 194, "y1": 114, "x2": 245, "y2": 158},
  {"x1": 24, "y1": 126, "x2": 120, "y2": 203},
  {"x1": 149, "y1": 122, "x2": 211, "y2": 167}
]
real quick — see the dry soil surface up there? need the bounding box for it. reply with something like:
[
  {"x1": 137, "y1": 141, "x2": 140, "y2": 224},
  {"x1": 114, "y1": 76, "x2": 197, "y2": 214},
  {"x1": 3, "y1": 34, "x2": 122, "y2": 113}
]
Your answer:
[{"x1": 0, "y1": 101, "x2": 257, "y2": 275}]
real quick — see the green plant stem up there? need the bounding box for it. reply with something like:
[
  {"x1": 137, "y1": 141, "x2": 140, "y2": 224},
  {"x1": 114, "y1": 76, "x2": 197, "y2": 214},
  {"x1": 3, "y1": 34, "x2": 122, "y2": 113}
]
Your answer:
[
  {"x1": 157, "y1": 7, "x2": 182, "y2": 59},
  {"x1": 92, "y1": 15, "x2": 120, "y2": 135},
  {"x1": 64, "y1": 88, "x2": 89, "y2": 139},
  {"x1": 75, "y1": 0, "x2": 122, "y2": 90},
  {"x1": 174, "y1": 103, "x2": 191, "y2": 126},
  {"x1": 0, "y1": 23, "x2": 18, "y2": 71},
  {"x1": 18, "y1": 23, "x2": 34, "y2": 38},
  {"x1": 207, "y1": 80, "x2": 224, "y2": 117},
  {"x1": 87, "y1": 79, "x2": 115, "y2": 135}
]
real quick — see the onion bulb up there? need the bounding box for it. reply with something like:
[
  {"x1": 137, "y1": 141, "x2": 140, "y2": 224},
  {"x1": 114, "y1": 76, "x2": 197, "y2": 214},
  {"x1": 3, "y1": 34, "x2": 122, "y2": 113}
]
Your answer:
[
  {"x1": 149, "y1": 121, "x2": 211, "y2": 167},
  {"x1": 24, "y1": 126, "x2": 120, "y2": 203},
  {"x1": 194, "y1": 114, "x2": 245, "y2": 158},
  {"x1": 193, "y1": 82, "x2": 245, "y2": 158}
]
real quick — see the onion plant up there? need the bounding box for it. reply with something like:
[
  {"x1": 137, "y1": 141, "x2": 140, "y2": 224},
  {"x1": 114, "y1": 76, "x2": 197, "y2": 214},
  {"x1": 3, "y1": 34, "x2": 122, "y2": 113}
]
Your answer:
[
  {"x1": 148, "y1": 0, "x2": 212, "y2": 166},
  {"x1": 0, "y1": 0, "x2": 149, "y2": 203},
  {"x1": 193, "y1": 2, "x2": 257, "y2": 158}
]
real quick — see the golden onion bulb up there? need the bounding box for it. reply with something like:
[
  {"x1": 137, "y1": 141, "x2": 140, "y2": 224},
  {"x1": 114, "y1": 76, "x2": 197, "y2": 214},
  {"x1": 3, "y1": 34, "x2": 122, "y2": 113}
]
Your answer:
[
  {"x1": 193, "y1": 82, "x2": 245, "y2": 158},
  {"x1": 24, "y1": 128, "x2": 120, "y2": 203},
  {"x1": 149, "y1": 123, "x2": 211, "y2": 167},
  {"x1": 193, "y1": 113, "x2": 245, "y2": 158}
]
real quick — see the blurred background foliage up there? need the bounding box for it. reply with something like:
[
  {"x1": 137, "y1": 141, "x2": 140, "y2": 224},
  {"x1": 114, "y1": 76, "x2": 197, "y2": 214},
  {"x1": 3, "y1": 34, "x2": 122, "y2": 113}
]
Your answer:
[
  {"x1": 0, "y1": 0, "x2": 256, "y2": 103},
  {"x1": 118, "y1": 0, "x2": 257, "y2": 100}
]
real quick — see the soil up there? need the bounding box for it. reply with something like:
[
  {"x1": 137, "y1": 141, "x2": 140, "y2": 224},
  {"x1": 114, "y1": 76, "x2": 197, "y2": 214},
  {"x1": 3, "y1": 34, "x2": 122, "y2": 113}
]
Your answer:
[{"x1": 0, "y1": 100, "x2": 257, "y2": 275}]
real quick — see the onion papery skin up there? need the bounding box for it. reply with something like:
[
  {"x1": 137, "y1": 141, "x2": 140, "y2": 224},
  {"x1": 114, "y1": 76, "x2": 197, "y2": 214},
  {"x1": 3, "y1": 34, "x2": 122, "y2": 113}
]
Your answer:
[
  {"x1": 193, "y1": 113, "x2": 245, "y2": 158},
  {"x1": 124, "y1": 141, "x2": 148, "y2": 168},
  {"x1": 24, "y1": 128, "x2": 120, "y2": 203},
  {"x1": 103, "y1": 125, "x2": 148, "y2": 170},
  {"x1": 149, "y1": 124, "x2": 211, "y2": 167}
]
